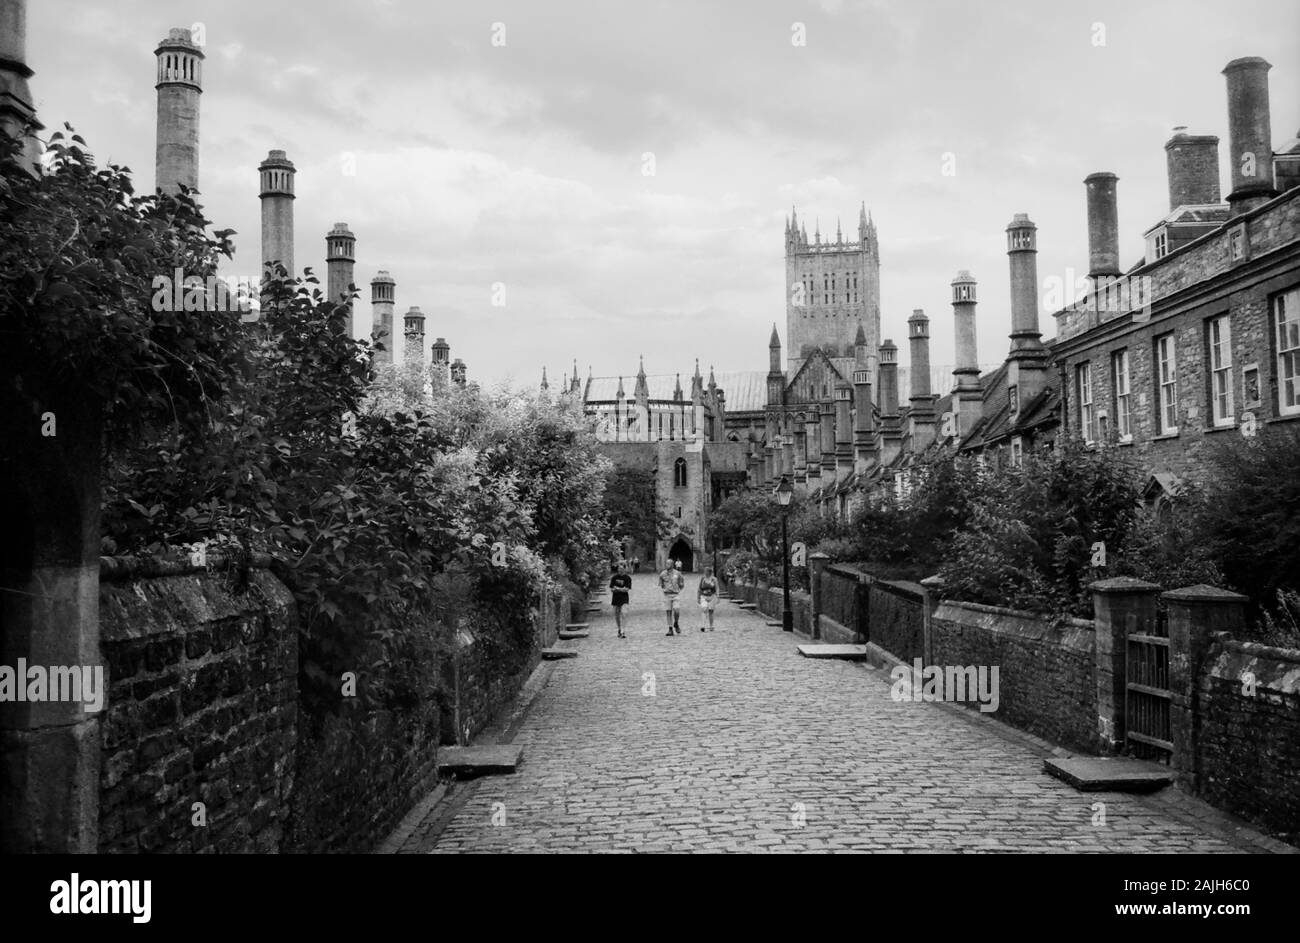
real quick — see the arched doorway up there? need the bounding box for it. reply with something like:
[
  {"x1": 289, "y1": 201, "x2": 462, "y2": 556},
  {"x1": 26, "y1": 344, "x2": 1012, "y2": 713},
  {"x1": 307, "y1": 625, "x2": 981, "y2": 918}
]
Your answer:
[{"x1": 668, "y1": 537, "x2": 694, "y2": 572}]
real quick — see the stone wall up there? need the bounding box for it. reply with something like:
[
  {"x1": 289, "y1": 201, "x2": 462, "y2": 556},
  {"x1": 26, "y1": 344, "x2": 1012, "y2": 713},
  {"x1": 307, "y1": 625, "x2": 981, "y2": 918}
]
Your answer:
[
  {"x1": 820, "y1": 564, "x2": 866, "y2": 643},
  {"x1": 868, "y1": 580, "x2": 925, "y2": 661},
  {"x1": 930, "y1": 601, "x2": 1098, "y2": 753},
  {"x1": 1195, "y1": 636, "x2": 1300, "y2": 843},
  {"x1": 97, "y1": 560, "x2": 297, "y2": 853},
  {"x1": 96, "y1": 557, "x2": 562, "y2": 853}
]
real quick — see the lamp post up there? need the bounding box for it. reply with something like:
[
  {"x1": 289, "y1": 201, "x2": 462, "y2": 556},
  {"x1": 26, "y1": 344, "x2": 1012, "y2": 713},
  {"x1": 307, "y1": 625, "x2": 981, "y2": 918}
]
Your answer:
[{"x1": 775, "y1": 474, "x2": 794, "y2": 632}]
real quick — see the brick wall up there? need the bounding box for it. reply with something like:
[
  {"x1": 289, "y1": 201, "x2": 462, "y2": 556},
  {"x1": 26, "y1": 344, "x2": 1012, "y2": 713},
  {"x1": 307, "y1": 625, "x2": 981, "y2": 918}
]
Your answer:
[
  {"x1": 98, "y1": 562, "x2": 297, "y2": 853},
  {"x1": 930, "y1": 601, "x2": 1098, "y2": 753},
  {"x1": 1195, "y1": 636, "x2": 1300, "y2": 843}
]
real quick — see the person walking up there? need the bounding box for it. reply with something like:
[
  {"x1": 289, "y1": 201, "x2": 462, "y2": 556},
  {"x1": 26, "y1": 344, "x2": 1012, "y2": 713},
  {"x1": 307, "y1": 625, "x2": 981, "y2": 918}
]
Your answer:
[
  {"x1": 697, "y1": 566, "x2": 719, "y2": 632},
  {"x1": 609, "y1": 563, "x2": 632, "y2": 638},
  {"x1": 659, "y1": 560, "x2": 685, "y2": 635}
]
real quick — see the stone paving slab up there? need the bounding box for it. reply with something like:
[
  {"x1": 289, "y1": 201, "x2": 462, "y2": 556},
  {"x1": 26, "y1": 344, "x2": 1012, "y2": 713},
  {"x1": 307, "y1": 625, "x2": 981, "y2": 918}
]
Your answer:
[
  {"x1": 394, "y1": 573, "x2": 1286, "y2": 854},
  {"x1": 1044, "y1": 757, "x2": 1174, "y2": 793},
  {"x1": 541, "y1": 648, "x2": 579, "y2": 660},
  {"x1": 797, "y1": 644, "x2": 869, "y2": 660},
  {"x1": 437, "y1": 745, "x2": 524, "y2": 777},
  {"x1": 557, "y1": 630, "x2": 590, "y2": 640}
]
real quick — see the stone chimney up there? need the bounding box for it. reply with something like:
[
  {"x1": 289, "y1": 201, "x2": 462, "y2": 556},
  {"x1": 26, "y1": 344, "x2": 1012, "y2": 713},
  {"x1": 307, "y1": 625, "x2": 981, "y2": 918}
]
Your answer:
[
  {"x1": 1085, "y1": 173, "x2": 1121, "y2": 279},
  {"x1": 950, "y1": 270, "x2": 982, "y2": 440},
  {"x1": 1222, "y1": 57, "x2": 1276, "y2": 215},
  {"x1": 877, "y1": 340, "x2": 903, "y2": 467},
  {"x1": 325, "y1": 223, "x2": 356, "y2": 335},
  {"x1": 1006, "y1": 214, "x2": 1050, "y2": 409},
  {"x1": 819, "y1": 401, "x2": 836, "y2": 482},
  {"x1": 259, "y1": 150, "x2": 296, "y2": 281},
  {"x1": 834, "y1": 384, "x2": 853, "y2": 483},
  {"x1": 1165, "y1": 128, "x2": 1221, "y2": 209},
  {"x1": 907, "y1": 309, "x2": 936, "y2": 450},
  {"x1": 403, "y1": 306, "x2": 425, "y2": 364},
  {"x1": 370, "y1": 271, "x2": 395, "y2": 366},
  {"x1": 0, "y1": 0, "x2": 42, "y2": 170},
  {"x1": 154, "y1": 27, "x2": 203, "y2": 195},
  {"x1": 853, "y1": 327, "x2": 876, "y2": 473}
]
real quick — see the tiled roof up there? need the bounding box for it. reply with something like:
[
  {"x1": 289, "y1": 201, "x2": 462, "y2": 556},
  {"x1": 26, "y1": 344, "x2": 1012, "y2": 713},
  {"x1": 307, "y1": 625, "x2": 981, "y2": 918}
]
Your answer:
[{"x1": 711, "y1": 371, "x2": 767, "y2": 413}]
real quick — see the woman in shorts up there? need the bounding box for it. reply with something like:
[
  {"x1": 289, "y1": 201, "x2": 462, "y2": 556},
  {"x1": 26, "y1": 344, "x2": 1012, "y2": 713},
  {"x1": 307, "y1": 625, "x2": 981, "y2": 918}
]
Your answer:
[
  {"x1": 609, "y1": 563, "x2": 632, "y2": 638},
  {"x1": 697, "y1": 566, "x2": 719, "y2": 632}
]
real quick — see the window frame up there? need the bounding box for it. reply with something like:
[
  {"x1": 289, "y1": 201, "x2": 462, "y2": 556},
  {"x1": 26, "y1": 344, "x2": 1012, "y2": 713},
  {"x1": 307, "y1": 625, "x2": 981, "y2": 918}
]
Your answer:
[
  {"x1": 1076, "y1": 361, "x2": 1096, "y2": 444},
  {"x1": 1155, "y1": 332, "x2": 1179, "y2": 435},
  {"x1": 1207, "y1": 314, "x2": 1234, "y2": 427},
  {"x1": 1111, "y1": 348, "x2": 1132, "y2": 441},
  {"x1": 1276, "y1": 287, "x2": 1300, "y2": 418}
]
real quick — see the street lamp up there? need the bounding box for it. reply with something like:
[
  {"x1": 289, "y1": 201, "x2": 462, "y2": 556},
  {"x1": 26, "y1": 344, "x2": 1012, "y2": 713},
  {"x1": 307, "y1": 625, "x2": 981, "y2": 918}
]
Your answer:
[{"x1": 774, "y1": 474, "x2": 794, "y2": 632}]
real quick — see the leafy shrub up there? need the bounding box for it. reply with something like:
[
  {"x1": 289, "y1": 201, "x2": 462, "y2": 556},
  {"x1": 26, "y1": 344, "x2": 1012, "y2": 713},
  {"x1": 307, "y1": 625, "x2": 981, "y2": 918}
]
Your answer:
[
  {"x1": 1195, "y1": 427, "x2": 1300, "y2": 609},
  {"x1": 938, "y1": 440, "x2": 1144, "y2": 617}
]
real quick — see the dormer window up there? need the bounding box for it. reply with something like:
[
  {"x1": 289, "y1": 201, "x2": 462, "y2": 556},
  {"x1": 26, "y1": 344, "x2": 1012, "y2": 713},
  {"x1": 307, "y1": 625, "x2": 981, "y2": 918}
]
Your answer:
[{"x1": 1152, "y1": 229, "x2": 1168, "y2": 260}]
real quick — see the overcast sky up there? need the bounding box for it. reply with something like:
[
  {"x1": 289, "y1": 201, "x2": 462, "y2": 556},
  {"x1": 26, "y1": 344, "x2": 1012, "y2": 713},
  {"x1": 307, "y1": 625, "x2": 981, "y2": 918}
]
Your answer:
[{"x1": 26, "y1": 0, "x2": 1300, "y2": 390}]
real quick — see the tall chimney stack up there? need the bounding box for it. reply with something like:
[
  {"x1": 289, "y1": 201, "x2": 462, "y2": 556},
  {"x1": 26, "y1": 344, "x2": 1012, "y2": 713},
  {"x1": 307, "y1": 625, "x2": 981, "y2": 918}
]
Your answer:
[
  {"x1": 852, "y1": 325, "x2": 876, "y2": 472},
  {"x1": 877, "y1": 339, "x2": 903, "y2": 467},
  {"x1": 403, "y1": 307, "x2": 426, "y2": 365},
  {"x1": 1084, "y1": 174, "x2": 1121, "y2": 278},
  {"x1": 370, "y1": 271, "x2": 395, "y2": 366},
  {"x1": 431, "y1": 337, "x2": 451, "y2": 390},
  {"x1": 908, "y1": 308, "x2": 937, "y2": 450},
  {"x1": 834, "y1": 384, "x2": 853, "y2": 484},
  {"x1": 325, "y1": 223, "x2": 356, "y2": 335},
  {"x1": 1006, "y1": 213, "x2": 1043, "y2": 352},
  {"x1": 1165, "y1": 128, "x2": 1221, "y2": 209},
  {"x1": 1006, "y1": 214, "x2": 1050, "y2": 407},
  {"x1": 951, "y1": 271, "x2": 980, "y2": 393},
  {"x1": 259, "y1": 150, "x2": 296, "y2": 281},
  {"x1": 0, "y1": 0, "x2": 41, "y2": 170},
  {"x1": 1223, "y1": 56, "x2": 1276, "y2": 215},
  {"x1": 154, "y1": 27, "x2": 204, "y2": 195},
  {"x1": 951, "y1": 270, "x2": 982, "y2": 440}
]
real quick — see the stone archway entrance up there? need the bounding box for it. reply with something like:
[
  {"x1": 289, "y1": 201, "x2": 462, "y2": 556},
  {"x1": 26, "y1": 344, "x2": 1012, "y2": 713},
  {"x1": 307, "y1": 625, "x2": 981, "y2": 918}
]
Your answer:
[{"x1": 668, "y1": 537, "x2": 694, "y2": 573}]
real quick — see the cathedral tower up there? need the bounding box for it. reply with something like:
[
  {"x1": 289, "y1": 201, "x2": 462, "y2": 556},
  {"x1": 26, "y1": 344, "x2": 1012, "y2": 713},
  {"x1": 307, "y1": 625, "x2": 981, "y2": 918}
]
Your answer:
[
  {"x1": 785, "y1": 202, "x2": 881, "y2": 378},
  {"x1": 154, "y1": 27, "x2": 203, "y2": 195}
]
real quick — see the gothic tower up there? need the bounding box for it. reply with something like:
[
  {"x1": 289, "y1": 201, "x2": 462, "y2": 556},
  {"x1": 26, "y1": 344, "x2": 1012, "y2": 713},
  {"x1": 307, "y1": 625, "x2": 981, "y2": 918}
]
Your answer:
[
  {"x1": 154, "y1": 27, "x2": 203, "y2": 195},
  {"x1": 259, "y1": 150, "x2": 296, "y2": 280},
  {"x1": 785, "y1": 202, "x2": 881, "y2": 379}
]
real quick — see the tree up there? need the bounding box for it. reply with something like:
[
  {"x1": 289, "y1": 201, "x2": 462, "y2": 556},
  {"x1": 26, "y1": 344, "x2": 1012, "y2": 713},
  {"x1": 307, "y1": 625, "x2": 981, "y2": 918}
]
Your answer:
[{"x1": 601, "y1": 465, "x2": 671, "y2": 560}]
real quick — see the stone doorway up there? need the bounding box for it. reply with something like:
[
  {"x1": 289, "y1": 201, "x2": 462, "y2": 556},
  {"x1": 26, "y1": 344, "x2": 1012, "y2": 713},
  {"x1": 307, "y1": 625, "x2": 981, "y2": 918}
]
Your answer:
[{"x1": 668, "y1": 537, "x2": 694, "y2": 572}]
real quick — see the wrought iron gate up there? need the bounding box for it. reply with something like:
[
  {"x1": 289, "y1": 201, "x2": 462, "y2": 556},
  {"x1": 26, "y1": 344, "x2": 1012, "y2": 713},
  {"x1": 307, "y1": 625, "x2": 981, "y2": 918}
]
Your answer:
[{"x1": 1125, "y1": 607, "x2": 1172, "y2": 762}]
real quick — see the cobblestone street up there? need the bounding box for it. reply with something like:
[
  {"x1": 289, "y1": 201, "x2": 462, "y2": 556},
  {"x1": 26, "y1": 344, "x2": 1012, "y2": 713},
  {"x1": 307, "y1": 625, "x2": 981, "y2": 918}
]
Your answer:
[{"x1": 396, "y1": 574, "x2": 1276, "y2": 853}]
